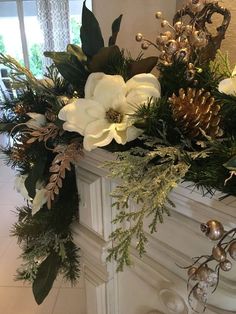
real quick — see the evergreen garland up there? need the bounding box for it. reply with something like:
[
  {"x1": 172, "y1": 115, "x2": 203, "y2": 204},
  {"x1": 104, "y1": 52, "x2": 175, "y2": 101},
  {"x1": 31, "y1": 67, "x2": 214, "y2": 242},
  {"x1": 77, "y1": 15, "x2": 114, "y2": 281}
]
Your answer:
[{"x1": 0, "y1": 1, "x2": 236, "y2": 307}]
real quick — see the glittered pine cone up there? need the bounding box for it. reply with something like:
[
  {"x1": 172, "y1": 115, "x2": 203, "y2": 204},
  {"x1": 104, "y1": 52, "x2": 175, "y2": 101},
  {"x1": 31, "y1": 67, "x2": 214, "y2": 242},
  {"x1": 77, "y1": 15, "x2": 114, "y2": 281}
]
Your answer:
[{"x1": 169, "y1": 88, "x2": 223, "y2": 139}]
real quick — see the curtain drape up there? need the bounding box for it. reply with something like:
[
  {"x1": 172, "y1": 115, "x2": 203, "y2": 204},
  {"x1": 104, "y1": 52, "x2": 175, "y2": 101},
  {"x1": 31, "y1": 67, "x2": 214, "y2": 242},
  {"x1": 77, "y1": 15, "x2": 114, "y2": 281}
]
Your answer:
[{"x1": 36, "y1": 0, "x2": 70, "y2": 67}]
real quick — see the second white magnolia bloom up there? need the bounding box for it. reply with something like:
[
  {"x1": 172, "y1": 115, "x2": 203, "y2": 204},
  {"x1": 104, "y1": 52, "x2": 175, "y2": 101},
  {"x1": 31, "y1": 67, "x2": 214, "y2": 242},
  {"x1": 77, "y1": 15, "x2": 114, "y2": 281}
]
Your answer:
[
  {"x1": 14, "y1": 174, "x2": 47, "y2": 215},
  {"x1": 32, "y1": 188, "x2": 48, "y2": 215},
  {"x1": 58, "y1": 73, "x2": 161, "y2": 151},
  {"x1": 26, "y1": 112, "x2": 47, "y2": 129},
  {"x1": 218, "y1": 65, "x2": 236, "y2": 96}
]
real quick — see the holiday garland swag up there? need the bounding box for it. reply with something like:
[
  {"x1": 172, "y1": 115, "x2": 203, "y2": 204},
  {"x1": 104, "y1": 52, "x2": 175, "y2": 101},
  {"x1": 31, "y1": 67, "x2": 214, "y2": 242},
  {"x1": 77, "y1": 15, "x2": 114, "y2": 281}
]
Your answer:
[{"x1": 1, "y1": 0, "x2": 236, "y2": 310}]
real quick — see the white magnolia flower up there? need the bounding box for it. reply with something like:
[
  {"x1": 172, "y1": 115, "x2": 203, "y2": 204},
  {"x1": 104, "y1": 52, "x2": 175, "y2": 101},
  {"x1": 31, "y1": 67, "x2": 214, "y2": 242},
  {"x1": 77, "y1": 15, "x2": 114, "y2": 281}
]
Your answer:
[
  {"x1": 14, "y1": 175, "x2": 47, "y2": 215},
  {"x1": 32, "y1": 188, "x2": 47, "y2": 215},
  {"x1": 58, "y1": 72, "x2": 161, "y2": 151},
  {"x1": 26, "y1": 112, "x2": 47, "y2": 129},
  {"x1": 14, "y1": 174, "x2": 31, "y2": 201},
  {"x1": 218, "y1": 65, "x2": 236, "y2": 96}
]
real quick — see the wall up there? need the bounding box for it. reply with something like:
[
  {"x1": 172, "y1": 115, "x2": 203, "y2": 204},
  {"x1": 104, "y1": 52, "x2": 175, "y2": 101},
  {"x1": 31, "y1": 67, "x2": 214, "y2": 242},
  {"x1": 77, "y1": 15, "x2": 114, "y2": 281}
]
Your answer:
[{"x1": 92, "y1": 0, "x2": 177, "y2": 58}]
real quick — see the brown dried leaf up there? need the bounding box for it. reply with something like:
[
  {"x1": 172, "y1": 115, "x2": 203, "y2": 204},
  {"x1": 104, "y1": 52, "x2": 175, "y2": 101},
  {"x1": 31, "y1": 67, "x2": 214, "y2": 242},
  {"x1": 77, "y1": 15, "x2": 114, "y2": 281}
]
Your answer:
[
  {"x1": 64, "y1": 161, "x2": 71, "y2": 171},
  {"x1": 46, "y1": 182, "x2": 56, "y2": 190},
  {"x1": 49, "y1": 165, "x2": 61, "y2": 173},
  {"x1": 57, "y1": 177, "x2": 63, "y2": 188},
  {"x1": 60, "y1": 168, "x2": 66, "y2": 179},
  {"x1": 47, "y1": 198, "x2": 52, "y2": 209},
  {"x1": 31, "y1": 131, "x2": 42, "y2": 137},
  {"x1": 54, "y1": 185, "x2": 59, "y2": 195},
  {"x1": 27, "y1": 137, "x2": 37, "y2": 144}
]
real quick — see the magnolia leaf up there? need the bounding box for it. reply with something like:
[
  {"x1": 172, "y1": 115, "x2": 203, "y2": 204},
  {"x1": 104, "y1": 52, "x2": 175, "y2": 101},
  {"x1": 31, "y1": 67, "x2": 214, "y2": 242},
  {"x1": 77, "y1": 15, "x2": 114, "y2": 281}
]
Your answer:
[
  {"x1": 109, "y1": 14, "x2": 123, "y2": 46},
  {"x1": 223, "y1": 156, "x2": 236, "y2": 171},
  {"x1": 80, "y1": 1, "x2": 104, "y2": 57},
  {"x1": 67, "y1": 44, "x2": 87, "y2": 62},
  {"x1": 33, "y1": 252, "x2": 60, "y2": 305},
  {"x1": 25, "y1": 154, "x2": 47, "y2": 198},
  {"x1": 89, "y1": 46, "x2": 122, "y2": 72},
  {"x1": 44, "y1": 51, "x2": 88, "y2": 90},
  {"x1": 128, "y1": 57, "x2": 158, "y2": 78}
]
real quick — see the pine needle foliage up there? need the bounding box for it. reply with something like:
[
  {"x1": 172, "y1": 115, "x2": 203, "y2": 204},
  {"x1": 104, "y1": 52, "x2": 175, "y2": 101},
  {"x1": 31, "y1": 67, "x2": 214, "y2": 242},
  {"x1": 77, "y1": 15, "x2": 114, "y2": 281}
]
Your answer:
[
  {"x1": 134, "y1": 97, "x2": 182, "y2": 144},
  {"x1": 185, "y1": 139, "x2": 236, "y2": 196}
]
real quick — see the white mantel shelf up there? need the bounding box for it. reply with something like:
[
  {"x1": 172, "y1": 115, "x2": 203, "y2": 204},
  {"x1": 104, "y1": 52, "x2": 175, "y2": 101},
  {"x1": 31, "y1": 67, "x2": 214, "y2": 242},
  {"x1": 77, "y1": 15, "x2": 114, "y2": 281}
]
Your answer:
[{"x1": 72, "y1": 149, "x2": 236, "y2": 314}]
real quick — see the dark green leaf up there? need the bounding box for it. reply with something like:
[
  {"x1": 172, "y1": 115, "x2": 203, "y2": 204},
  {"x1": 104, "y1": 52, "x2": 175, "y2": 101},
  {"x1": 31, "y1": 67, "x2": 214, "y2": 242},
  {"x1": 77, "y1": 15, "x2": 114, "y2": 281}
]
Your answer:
[
  {"x1": 108, "y1": 15, "x2": 123, "y2": 46},
  {"x1": 128, "y1": 57, "x2": 158, "y2": 78},
  {"x1": 67, "y1": 44, "x2": 87, "y2": 62},
  {"x1": 33, "y1": 252, "x2": 60, "y2": 305},
  {"x1": 44, "y1": 51, "x2": 89, "y2": 91},
  {"x1": 89, "y1": 46, "x2": 122, "y2": 72},
  {"x1": 25, "y1": 154, "x2": 47, "y2": 198},
  {"x1": 224, "y1": 156, "x2": 236, "y2": 171},
  {"x1": 80, "y1": 1, "x2": 104, "y2": 57}
]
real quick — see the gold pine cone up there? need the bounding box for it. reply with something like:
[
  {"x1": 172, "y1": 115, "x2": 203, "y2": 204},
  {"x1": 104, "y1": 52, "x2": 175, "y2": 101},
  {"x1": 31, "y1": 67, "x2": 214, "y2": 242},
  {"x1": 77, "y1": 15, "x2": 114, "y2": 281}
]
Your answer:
[{"x1": 169, "y1": 88, "x2": 223, "y2": 139}]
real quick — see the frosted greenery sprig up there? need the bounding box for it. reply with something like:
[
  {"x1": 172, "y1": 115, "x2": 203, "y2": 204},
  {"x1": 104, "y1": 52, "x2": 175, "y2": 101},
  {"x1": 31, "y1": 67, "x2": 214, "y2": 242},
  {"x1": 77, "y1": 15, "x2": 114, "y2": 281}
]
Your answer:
[
  {"x1": 104, "y1": 145, "x2": 190, "y2": 271},
  {"x1": 0, "y1": 54, "x2": 48, "y2": 92},
  {"x1": 210, "y1": 50, "x2": 232, "y2": 79}
]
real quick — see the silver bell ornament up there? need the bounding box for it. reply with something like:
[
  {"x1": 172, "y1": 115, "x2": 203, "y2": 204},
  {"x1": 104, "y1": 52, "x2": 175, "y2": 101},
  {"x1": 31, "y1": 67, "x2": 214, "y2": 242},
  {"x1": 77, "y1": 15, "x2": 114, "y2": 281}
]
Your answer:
[
  {"x1": 228, "y1": 241, "x2": 236, "y2": 261},
  {"x1": 201, "y1": 220, "x2": 224, "y2": 241}
]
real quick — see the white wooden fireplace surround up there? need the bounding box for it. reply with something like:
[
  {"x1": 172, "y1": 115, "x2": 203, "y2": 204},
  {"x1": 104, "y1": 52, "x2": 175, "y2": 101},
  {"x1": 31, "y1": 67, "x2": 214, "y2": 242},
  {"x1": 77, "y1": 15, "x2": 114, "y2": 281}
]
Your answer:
[{"x1": 72, "y1": 149, "x2": 236, "y2": 314}]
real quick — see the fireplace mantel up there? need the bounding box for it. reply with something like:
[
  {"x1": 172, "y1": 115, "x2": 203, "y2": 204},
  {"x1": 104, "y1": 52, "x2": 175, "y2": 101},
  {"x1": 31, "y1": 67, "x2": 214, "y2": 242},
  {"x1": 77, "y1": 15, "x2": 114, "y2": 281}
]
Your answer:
[{"x1": 72, "y1": 149, "x2": 236, "y2": 314}]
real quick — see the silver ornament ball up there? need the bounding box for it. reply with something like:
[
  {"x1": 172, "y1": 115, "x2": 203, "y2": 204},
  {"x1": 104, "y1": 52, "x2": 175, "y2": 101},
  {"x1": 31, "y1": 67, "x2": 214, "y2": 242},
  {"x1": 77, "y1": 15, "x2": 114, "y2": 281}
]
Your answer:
[
  {"x1": 212, "y1": 246, "x2": 226, "y2": 262},
  {"x1": 228, "y1": 241, "x2": 236, "y2": 261},
  {"x1": 141, "y1": 42, "x2": 149, "y2": 50},
  {"x1": 165, "y1": 40, "x2": 179, "y2": 55},
  {"x1": 188, "y1": 266, "x2": 198, "y2": 280},
  {"x1": 201, "y1": 220, "x2": 224, "y2": 241},
  {"x1": 135, "y1": 33, "x2": 143, "y2": 42},
  {"x1": 220, "y1": 259, "x2": 232, "y2": 272},
  {"x1": 155, "y1": 11, "x2": 162, "y2": 19}
]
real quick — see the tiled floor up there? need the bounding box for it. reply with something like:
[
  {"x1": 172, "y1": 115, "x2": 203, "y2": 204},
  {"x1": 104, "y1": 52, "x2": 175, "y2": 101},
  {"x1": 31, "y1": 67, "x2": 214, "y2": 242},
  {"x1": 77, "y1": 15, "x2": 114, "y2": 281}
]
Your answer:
[{"x1": 0, "y1": 135, "x2": 86, "y2": 314}]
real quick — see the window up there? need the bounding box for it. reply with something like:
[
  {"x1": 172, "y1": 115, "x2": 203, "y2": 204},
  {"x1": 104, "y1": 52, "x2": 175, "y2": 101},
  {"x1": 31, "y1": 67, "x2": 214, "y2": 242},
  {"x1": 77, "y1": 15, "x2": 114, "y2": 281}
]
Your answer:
[{"x1": 0, "y1": 0, "x2": 92, "y2": 78}]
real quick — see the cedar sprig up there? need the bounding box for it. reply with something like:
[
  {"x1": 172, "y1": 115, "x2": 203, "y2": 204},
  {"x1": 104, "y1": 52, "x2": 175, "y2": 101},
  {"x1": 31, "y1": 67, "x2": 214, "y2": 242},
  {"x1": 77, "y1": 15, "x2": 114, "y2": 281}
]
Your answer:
[{"x1": 45, "y1": 141, "x2": 83, "y2": 209}]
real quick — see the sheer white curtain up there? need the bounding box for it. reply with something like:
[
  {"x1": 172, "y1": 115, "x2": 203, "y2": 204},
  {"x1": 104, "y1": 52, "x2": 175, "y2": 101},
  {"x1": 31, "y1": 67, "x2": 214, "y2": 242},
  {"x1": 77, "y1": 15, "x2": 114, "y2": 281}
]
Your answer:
[{"x1": 36, "y1": 0, "x2": 70, "y2": 66}]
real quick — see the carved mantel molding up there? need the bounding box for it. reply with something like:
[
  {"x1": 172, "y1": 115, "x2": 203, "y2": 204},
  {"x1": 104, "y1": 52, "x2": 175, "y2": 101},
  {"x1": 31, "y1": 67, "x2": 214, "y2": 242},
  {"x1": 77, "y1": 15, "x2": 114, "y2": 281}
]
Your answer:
[{"x1": 73, "y1": 148, "x2": 236, "y2": 314}]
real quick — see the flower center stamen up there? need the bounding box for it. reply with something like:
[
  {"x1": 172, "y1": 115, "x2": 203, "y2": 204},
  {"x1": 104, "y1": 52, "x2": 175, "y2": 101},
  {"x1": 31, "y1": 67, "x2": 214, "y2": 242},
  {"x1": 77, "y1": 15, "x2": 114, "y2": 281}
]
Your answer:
[{"x1": 106, "y1": 108, "x2": 123, "y2": 123}]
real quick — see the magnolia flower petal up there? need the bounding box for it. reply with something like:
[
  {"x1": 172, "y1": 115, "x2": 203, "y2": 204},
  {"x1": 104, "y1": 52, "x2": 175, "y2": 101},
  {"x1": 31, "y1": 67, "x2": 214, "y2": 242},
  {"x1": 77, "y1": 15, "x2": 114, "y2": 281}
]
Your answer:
[
  {"x1": 84, "y1": 119, "x2": 111, "y2": 138},
  {"x1": 126, "y1": 126, "x2": 143, "y2": 142},
  {"x1": 93, "y1": 75, "x2": 126, "y2": 109},
  {"x1": 84, "y1": 130, "x2": 114, "y2": 151},
  {"x1": 32, "y1": 188, "x2": 47, "y2": 215},
  {"x1": 126, "y1": 73, "x2": 161, "y2": 94},
  {"x1": 218, "y1": 77, "x2": 236, "y2": 96},
  {"x1": 126, "y1": 85, "x2": 161, "y2": 112},
  {"x1": 113, "y1": 129, "x2": 127, "y2": 144},
  {"x1": 85, "y1": 72, "x2": 105, "y2": 99},
  {"x1": 86, "y1": 105, "x2": 106, "y2": 119},
  {"x1": 14, "y1": 175, "x2": 31, "y2": 200},
  {"x1": 58, "y1": 99, "x2": 99, "y2": 135},
  {"x1": 26, "y1": 113, "x2": 46, "y2": 129}
]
